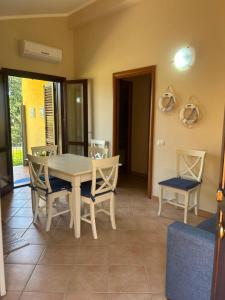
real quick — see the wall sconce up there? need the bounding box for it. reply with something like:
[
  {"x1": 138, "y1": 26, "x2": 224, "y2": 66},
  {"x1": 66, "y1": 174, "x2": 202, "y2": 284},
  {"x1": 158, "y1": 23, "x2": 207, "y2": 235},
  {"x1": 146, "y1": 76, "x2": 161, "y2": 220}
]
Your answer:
[{"x1": 174, "y1": 46, "x2": 195, "y2": 71}]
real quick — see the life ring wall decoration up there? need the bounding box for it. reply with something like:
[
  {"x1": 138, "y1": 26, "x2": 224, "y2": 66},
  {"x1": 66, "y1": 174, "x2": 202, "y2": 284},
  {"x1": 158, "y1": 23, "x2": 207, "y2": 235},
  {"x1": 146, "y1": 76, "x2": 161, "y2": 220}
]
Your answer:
[
  {"x1": 180, "y1": 103, "x2": 200, "y2": 128},
  {"x1": 159, "y1": 91, "x2": 176, "y2": 112}
]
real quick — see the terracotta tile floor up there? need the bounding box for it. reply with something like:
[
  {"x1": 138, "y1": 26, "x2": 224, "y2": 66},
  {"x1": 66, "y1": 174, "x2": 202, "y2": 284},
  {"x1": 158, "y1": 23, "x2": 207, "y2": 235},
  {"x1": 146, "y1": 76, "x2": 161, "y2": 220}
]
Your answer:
[{"x1": 1, "y1": 176, "x2": 205, "y2": 299}]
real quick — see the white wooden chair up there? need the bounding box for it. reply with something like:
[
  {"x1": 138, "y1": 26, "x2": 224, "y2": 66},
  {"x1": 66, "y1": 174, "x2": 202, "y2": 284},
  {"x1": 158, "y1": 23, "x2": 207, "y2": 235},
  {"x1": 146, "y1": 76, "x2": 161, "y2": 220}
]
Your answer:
[
  {"x1": 88, "y1": 146, "x2": 109, "y2": 159},
  {"x1": 31, "y1": 145, "x2": 58, "y2": 157},
  {"x1": 158, "y1": 149, "x2": 206, "y2": 223},
  {"x1": 27, "y1": 154, "x2": 73, "y2": 231},
  {"x1": 90, "y1": 139, "x2": 106, "y2": 148},
  {"x1": 81, "y1": 155, "x2": 120, "y2": 239},
  {"x1": 0, "y1": 197, "x2": 6, "y2": 297},
  {"x1": 30, "y1": 145, "x2": 58, "y2": 212}
]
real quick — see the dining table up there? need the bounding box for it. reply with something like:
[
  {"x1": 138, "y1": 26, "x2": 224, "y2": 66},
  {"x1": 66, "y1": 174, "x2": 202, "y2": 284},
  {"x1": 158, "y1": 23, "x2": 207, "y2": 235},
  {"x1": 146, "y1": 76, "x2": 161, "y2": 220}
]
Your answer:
[{"x1": 48, "y1": 153, "x2": 93, "y2": 238}]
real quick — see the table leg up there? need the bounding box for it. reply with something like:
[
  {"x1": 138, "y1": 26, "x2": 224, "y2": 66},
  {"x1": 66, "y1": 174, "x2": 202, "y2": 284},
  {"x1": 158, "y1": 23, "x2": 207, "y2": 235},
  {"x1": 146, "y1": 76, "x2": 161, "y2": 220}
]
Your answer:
[
  {"x1": 0, "y1": 200, "x2": 6, "y2": 296},
  {"x1": 72, "y1": 176, "x2": 81, "y2": 238}
]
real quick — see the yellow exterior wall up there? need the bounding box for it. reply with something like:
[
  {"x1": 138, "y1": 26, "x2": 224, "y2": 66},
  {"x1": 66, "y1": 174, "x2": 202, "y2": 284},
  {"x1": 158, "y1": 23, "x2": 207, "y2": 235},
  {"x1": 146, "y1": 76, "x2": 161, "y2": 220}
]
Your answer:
[{"x1": 22, "y1": 79, "x2": 50, "y2": 154}]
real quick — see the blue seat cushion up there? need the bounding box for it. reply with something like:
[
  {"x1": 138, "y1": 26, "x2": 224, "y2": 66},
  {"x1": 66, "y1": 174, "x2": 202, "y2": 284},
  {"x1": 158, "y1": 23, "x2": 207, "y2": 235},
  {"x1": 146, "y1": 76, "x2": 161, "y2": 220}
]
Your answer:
[
  {"x1": 197, "y1": 215, "x2": 217, "y2": 235},
  {"x1": 81, "y1": 180, "x2": 113, "y2": 201},
  {"x1": 49, "y1": 177, "x2": 72, "y2": 193},
  {"x1": 39, "y1": 175, "x2": 57, "y2": 181},
  {"x1": 159, "y1": 177, "x2": 200, "y2": 191}
]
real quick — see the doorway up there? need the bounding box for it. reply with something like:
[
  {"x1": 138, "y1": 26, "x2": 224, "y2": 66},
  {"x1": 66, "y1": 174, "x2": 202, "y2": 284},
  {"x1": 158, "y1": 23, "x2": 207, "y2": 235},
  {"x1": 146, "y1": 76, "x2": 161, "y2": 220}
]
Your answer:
[
  {"x1": 0, "y1": 68, "x2": 65, "y2": 192},
  {"x1": 8, "y1": 76, "x2": 58, "y2": 187},
  {"x1": 113, "y1": 66, "x2": 155, "y2": 197}
]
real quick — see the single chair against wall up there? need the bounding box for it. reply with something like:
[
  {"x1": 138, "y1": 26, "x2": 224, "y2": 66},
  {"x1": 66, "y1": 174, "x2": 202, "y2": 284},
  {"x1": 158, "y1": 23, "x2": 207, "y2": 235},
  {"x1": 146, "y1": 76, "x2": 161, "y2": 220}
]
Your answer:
[
  {"x1": 27, "y1": 154, "x2": 73, "y2": 231},
  {"x1": 158, "y1": 149, "x2": 206, "y2": 223},
  {"x1": 80, "y1": 156, "x2": 119, "y2": 239},
  {"x1": 31, "y1": 145, "x2": 58, "y2": 157}
]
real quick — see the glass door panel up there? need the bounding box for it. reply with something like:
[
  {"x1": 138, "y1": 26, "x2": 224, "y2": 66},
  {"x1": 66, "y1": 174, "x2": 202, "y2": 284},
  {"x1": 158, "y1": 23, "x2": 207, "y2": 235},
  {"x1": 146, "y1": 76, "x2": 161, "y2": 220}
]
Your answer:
[
  {"x1": 0, "y1": 71, "x2": 13, "y2": 194},
  {"x1": 64, "y1": 80, "x2": 88, "y2": 156}
]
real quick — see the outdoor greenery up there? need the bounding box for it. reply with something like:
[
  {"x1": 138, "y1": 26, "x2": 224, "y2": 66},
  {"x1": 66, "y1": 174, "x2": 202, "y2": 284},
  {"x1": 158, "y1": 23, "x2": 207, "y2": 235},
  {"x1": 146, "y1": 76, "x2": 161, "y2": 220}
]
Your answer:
[{"x1": 9, "y1": 76, "x2": 23, "y2": 166}]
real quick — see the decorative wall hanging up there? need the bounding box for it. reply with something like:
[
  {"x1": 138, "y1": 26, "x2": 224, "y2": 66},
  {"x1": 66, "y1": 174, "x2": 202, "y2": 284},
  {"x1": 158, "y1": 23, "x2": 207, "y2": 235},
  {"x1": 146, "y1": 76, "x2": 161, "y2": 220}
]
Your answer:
[
  {"x1": 180, "y1": 103, "x2": 200, "y2": 128},
  {"x1": 158, "y1": 86, "x2": 176, "y2": 112}
]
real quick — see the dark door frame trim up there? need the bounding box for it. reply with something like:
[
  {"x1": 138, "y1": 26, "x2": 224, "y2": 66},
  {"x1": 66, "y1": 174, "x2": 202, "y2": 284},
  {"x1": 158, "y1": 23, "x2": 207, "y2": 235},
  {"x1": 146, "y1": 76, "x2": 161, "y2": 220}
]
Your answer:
[{"x1": 112, "y1": 65, "x2": 156, "y2": 198}]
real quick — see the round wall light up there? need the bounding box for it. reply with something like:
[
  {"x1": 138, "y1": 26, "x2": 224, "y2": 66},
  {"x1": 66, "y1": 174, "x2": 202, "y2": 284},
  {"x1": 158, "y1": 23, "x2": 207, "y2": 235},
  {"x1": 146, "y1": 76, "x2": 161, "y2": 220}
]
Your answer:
[{"x1": 174, "y1": 46, "x2": 195, "y2": 71}]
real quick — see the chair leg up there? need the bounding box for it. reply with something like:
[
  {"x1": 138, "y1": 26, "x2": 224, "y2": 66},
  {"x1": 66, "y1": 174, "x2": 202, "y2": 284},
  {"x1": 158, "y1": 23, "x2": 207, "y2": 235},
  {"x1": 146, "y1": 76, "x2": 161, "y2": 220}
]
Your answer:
[
  {"x1": 184, "y1": 193, "x2": 189, "y2": 224},
  {"x1": 46, "y1": 196, "x2": 53, "y2": 232},
  {"x1": 31, "y1": 189, "x2": 36, "y2": 214},
  {"x1": 158, "y1": 186, "x2": 163, "y2": 216},
  {"x1": 33, "y1": 191, "x2": 39, "y2": 223},
  {"x1": 90, "y1": 202, "x2": 97, "y2": 239},
  {"x1": 110, "y1": 194, "x2": 116, "y2": 230},
  {"x1": 194, "y1": 188, "x2": 199, "y2": 216},
  {"x1": 68, "y1": 193, "x2": 73, "y2": 228}
]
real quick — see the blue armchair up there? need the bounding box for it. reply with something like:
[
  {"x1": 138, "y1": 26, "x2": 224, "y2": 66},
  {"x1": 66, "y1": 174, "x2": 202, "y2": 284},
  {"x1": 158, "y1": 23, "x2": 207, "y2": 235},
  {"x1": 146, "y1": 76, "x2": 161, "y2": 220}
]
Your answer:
[{"x1": 166, "y1": 216, "x2": 216, "y2": 300}]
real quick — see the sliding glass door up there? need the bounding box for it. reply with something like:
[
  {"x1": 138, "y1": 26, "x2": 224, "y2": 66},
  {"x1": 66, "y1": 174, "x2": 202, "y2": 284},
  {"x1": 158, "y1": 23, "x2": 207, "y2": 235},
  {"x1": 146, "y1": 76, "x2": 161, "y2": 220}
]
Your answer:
[
  {"x1": 63, "y1": 80, "x2": 88, "y2": 156},
  {"x1": 0, "y1": 71, "x2": 13, "y2": 194}
]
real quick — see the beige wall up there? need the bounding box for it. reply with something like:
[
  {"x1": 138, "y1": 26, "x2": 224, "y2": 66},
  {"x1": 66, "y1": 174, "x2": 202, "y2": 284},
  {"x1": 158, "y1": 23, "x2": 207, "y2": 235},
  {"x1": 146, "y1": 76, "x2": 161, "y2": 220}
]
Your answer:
[
  {"x1": 71, "y1": 0, "x2": 225, "y2": 212},
  {"x1": 0, "y1": 17, "x2": 74, "y2": 78},
  {"x1": 130, "y1": 76, "x2": 150, "y2": 175}
]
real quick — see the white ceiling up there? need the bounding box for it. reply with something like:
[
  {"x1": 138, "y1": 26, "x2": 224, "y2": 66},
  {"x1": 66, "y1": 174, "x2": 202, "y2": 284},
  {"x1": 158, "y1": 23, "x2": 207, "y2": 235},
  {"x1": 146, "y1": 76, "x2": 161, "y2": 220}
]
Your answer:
[{"x1": 0, "y1": 0, "x2": 96, "y2": 19}]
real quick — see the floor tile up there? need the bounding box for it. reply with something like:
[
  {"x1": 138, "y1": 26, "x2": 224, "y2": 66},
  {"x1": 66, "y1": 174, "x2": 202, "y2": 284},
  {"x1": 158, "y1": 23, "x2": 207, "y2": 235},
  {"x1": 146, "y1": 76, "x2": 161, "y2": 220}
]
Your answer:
[
  {"x1": 5, "y1": 245, "x2": 45, "y2": 264},
  {"x1": 109, "y1": 294, "x2": 152, "y2": 300},
  {"x1": 38, "y1": 245, "x2": 78, "y2": 265},
  {"x1": 75, "y1": 246, "x2": 108, "y2": 265},
  {"x1": 0, "y1": 291, "x2": 21, "y2": 299},
  {"x1": 108, "y1": 265, "x2": 149, "y2": 293},
  {"x1": 108, "y1": 244, "x2": 143, "y2": 265},
  {"x1": 22, "y1": 228, "x2": 54, "y2": 245},
  {"x1": 20, "y1": 292, "x2": 64, "y2": 300},
  {"x1": 64, "y1": 293, "x2": 108, "y2": 300},
  {"x1": 6, "y1": 216, "x2": 33, "y2": 229},
  {"x1": 5, "y1": 264, "x2": 35, "y2": 291},
  {"x1": 67, "y1": 265, "x2": 108, "y2": 293},
  {"x1": 15, "y1": 207, "x2": 33, "y2": 217},
  {"x1": 25, "y1": 265, "x2": 73, "y2": 293}
]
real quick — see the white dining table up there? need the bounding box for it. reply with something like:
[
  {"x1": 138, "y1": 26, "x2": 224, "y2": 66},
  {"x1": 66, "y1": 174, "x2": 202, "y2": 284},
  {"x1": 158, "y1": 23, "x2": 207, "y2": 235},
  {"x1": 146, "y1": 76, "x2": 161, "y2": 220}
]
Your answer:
[{"x1": 48, "y1": 153, "x2": 93, "y2": 238}]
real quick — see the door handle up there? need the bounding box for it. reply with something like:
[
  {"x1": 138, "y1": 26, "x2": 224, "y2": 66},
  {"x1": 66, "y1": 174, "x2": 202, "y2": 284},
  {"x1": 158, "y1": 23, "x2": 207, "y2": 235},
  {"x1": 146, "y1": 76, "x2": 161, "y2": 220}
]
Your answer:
[
  {"x1": 219, "y1": 209, "x2": 225, "y2": 240},
  {"x1": 217, "y1": 189, "x2": 223, "y2": 202}
]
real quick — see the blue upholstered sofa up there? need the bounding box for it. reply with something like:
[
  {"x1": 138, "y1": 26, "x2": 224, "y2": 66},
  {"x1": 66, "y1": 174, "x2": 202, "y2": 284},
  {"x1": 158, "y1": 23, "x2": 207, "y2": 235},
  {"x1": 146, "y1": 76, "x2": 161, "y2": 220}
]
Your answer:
[{"x1": 166, "y1": 216, "x2": 217, "y2": 300}]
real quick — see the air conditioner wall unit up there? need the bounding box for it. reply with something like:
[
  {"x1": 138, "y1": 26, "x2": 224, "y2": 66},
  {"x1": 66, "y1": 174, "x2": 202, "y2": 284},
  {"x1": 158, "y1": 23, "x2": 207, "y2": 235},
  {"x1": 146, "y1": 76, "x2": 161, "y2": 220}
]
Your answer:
[{"x1": 19, "y1": 40, "x2": 62, "y2": 63}]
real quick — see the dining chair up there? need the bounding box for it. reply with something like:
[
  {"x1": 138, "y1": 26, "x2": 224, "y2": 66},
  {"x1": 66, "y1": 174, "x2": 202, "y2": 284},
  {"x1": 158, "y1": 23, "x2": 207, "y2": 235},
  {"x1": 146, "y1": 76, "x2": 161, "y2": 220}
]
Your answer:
[
  {"x1": 80, "y1": 155, "x2": 120, "y2": 239},
  {"x1": 90, "y1": 139, "x2": 106, "y2": 148},
  {"x1": 27, "y1": 154, "x2": 73, "y2": 231},
  {"x1": 88, "y1": 146, "x2": 109, "y2": 159},
  {"x1": 158, "y1": 149, "x2": 206, "y2": 223},
  {"x1": 31, "y1": 145, "x2": 58, "y2": 157}
]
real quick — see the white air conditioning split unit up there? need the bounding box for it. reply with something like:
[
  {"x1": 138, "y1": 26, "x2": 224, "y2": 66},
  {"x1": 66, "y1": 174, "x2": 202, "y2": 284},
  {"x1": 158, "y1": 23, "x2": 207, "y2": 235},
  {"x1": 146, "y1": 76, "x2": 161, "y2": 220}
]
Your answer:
[{"x1": 19, "y1": 40, "x2": 62, "y2": 63}]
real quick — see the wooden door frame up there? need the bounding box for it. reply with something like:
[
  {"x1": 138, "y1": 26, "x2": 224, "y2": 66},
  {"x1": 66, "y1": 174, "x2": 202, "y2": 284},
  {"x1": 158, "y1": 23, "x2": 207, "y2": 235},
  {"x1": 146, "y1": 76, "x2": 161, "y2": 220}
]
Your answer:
[
  {"x1": 62, "y1": 79, "x2": 88, "y2": 156},
  {"x1": 113, "y1": 66, "x2": 156, "y2": 198},
  {"x1": 1, "y1": 68, "x2": 65, "y2": 189}
]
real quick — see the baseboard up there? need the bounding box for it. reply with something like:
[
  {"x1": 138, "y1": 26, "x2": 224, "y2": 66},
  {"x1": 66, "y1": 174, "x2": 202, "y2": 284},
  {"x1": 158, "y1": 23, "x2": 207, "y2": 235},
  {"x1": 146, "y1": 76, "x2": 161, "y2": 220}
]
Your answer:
[{"x1": 151, "y1": 195, "x2": 214, "y2": 218}]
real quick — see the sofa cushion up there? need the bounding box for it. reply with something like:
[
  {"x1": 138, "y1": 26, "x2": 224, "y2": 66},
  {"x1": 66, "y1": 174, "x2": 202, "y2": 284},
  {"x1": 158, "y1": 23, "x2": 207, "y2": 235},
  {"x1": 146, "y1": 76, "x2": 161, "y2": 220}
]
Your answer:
[{"x1": 197, "y1": 215, "x2": 217, "y2": 235}]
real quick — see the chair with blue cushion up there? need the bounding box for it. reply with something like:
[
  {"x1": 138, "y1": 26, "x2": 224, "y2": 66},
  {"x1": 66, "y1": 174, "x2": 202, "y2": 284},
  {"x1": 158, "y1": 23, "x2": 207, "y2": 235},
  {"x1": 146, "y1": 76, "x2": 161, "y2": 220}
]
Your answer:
[
  {"x1": 158, "y1": 149, "x2": 206, "y2": 223},
  {"x1": 80, "y1": 155, "x2": 120, "y2": 239},
  {"x1": 27, "y1": 154, "x2": 73, "y2": 232},
  {"x1": 166, "y1": 216, "x2": 216, "y2": 300}
]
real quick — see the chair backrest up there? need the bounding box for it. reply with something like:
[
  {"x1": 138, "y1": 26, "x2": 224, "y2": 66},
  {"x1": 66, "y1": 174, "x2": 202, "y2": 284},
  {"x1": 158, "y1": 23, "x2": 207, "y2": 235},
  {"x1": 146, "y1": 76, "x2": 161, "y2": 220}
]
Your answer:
[
  {"x1": 27, "y1": 154, "x2": 52, "y2": 193},
  {"x1": 176, "y1": 149, "x2": 206, "y2": 182},
  {"x1": 91, "y1": 155, "x2": 120, "y2": 197},
  {"x1": 90, "y1": 139, "x2": 106, "y2": 148},
  {"x1": 31, "y1": 145, "x2": 58, "y2": 157},
  {"x1": 88, "y1": 146, "x2": 109, "y2": 159}
]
